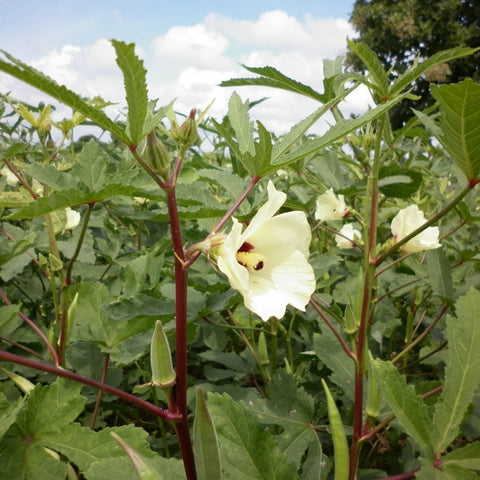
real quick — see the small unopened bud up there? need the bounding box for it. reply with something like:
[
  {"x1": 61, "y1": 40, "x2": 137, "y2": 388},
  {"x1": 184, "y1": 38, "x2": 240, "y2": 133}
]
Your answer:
[
  {"x1": 170, "y1": 108, "x2": 197, "y2": 151},
  {"x1": 150, "y1": 320, "x2": 176, "y2": 389},
  {"x1": 258, "y1": 331, "x2": 269, "y2": 368},
  {"x1": 145, "y1": 130, "x2": 170, "y2": 180},
  {"x1": 37, "y1": 105, "x2": 53, "y2": 140}
]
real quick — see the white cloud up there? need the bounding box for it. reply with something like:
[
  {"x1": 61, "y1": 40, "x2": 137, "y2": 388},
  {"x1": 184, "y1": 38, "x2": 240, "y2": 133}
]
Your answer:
[
  {"x1": 29, "y1": 40, "x2": 125, "y2": 102},
  {"x1": 0, "y1": 10, "x2": 370, "y2": 139},
  {"x1": 204, "y1": 10, "x2": 355, "y2": 57},
  {"x1": 151, "y1": 24, "x2": 231, "y2": 70}
]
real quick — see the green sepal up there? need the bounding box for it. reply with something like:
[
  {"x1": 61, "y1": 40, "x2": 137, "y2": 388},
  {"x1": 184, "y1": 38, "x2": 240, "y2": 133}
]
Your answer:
[
  {"x1": 193, "y1": 388, "x2": 222, "y2": 480},
  {"x1": 150, "y1": 320, "x2": 176, "y2": 388}
]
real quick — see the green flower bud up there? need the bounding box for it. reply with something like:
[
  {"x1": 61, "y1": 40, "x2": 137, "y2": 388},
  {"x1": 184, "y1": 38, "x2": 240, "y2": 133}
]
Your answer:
[
  {"x1": 145, "y1": 130, "x2": 170, "y2": 180},
  {"x1": 258, "y1": 331, "x2": 269, "y2": 368},
  {"x1": 170, "y1": 108, "x2": 197, "y2": 151},
  {"x1": 37, "y1": 105, "x2": 53, "y2": 139},
  {"x1": 150, "y1": 320, "x2": 176, "y2": 389},
  {"x1": 1, "y1": 368, "x2": 35, "y2": 394},
  {"x1": 365, "y1": 353, "x2": 380, "y2": 419}
]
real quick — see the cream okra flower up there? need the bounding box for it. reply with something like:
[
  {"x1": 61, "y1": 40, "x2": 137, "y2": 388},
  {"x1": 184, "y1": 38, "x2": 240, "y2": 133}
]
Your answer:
[
  {"x1": 391, "y1": 205, "x2": 441, "y2": 253},
  {"x1": 64, "y1": 207, "x2": 81, "y2": 230},
  {"x1": 216, "y1": 181, "x2": 315, "y2": 321},
  {"x1": 1, "y1": 166, "x2": 18, "y2": 186},
  {"x1": 315, "y1": 188, "x2": 348, "y2": 222},
  {"x1": 335, "y1": 223, "x2": 362, "y2": 249}
]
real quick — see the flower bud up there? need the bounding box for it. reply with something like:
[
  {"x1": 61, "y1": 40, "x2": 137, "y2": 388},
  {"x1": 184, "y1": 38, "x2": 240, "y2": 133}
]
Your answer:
[
  {"x1": 365, "y1": 355, "x2": 380, "y2": 419},
  {"x1": 150, "y1": 320, "x2": 176, "y2": 389},
  {"x1": 170, "y1": 108, "x2": 197, "y2": 151},
  {"x1": 145, "y1": 130, "x2": 170, "y2": 180},
  {"x1": 258, "y1": 331, "x2": 270, "y2": 368},
  {"x1": 37, "y1": 105, "x2": 53, "y2": 140}
]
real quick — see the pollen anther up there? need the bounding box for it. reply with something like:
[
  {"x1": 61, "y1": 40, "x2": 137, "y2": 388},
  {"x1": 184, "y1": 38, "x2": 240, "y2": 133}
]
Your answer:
[{"x1": 236, "y1": 251, "x2": 266, "y2": 272}]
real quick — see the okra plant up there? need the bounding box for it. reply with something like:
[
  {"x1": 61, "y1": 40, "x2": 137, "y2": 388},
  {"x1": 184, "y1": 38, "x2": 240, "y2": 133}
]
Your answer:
[{"x1": 0, "y1": 40, "x2": 479, "y2": 480}]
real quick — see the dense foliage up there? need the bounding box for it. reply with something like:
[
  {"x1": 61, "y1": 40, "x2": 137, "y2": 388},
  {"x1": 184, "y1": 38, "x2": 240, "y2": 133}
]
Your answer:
[
  {"x1": 0, "y1": 41, "x2": 480, "y2": 480},
  {"x1": 347, "y1": 0, "x2": 480, "y2": 127}
]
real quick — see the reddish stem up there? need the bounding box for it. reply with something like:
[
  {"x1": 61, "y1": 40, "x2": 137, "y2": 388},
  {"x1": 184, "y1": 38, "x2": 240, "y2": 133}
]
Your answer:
[
  {"x1": 89, "y1": 353, "x2": 110, "y2": 429},
  {"x1": 165, "y1": 186, "x2": 197, "y2": 480},
  {"x1": 0, "y1": 286, "x2": 60, "y2": 366},
  {"x1": 0, "y1": 349, "x2": 181, "y2": 421},
  {"x1": 309, "y1": 298, "x2": 356, "y2": 361}
]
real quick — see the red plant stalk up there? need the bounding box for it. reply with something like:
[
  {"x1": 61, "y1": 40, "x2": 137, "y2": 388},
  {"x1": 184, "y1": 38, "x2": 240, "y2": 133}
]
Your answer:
[
  {"x1": 0, "y1": 349, "x2": 180, "y2": 421},
  {"x1": 349, "y1": 123, "x2": 382, "y2": 478},
  {"x1": 165, "y1": 186, "x2": 197, "y2": 480}
]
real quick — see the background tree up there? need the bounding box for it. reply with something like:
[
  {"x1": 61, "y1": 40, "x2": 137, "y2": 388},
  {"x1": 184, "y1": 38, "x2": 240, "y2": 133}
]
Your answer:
[{"x1": 347, "y1": 0, "x2": 480, "y2": 128}]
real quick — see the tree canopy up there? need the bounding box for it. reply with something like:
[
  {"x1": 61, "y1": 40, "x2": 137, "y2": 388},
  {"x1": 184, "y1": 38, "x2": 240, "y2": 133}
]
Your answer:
[{"x1": 347, "y1": 0, "x2": 480, "y2": 128}]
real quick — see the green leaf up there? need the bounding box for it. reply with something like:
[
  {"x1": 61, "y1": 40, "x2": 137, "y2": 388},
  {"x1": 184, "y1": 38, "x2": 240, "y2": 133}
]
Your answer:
[
  {"x1": 270, "y1": 92, "x2": 411, "y2": 168},
  {"x1": 347, "y1": 40, "x2": 389, "y2": 97},
  {"x1": 0, "y1": 191, "x2": 31, "y2": 208},
  {"x1": 245, "y1": 371, "x2": 319, "y2": 470},
  {"x1": 69, "y1": 282, "x2": 154, "y2": 359},
  {"x1": 207, "y1": 392, "x2": 299, "y2": 480},
  {"x1": 111, "y1": 431, "x2": 164, "y2": 480},
  {"x1": 0, "y1": 379, "x2": 85, "y2": 479},
  {"x1": 0, "y1": 49, "x2": 129, "y2": 143},
  {"x1": 22, "y1": 163, "x2": 78, "y2": 191},
  {"x1": 8, "y1": 185, "x2": 141, "y2": 219},
  {"x1": 378, "y1": 166, "x2": 423, "y2": 198},
  {"x1": 71, "y1": 140, "x2": 111, "y2": 191},
  {"x1": 269, "y1": 89, "x2": 352, "y2": 169},
  {"x1": 443, "y1": 441, "x2": 480, "y2": 470},
  {"x1": 0, "y1": 441, "x2": 67, "y2": 480},
  {"x1": 390, "y1": 47, "x2": 479, "y2": 97},
  {"x1": 431, "y1": 79, "x2": 480, "y2": 180},
  {"x1": 9, "y1": 140, "x2": 155, "y2": 219},
  {"x1": 432, "y1": 288, "x2": 480, "y2": 453},
  {"x1": 372, "y1": 359, "x2": 433, "y2": 455},
  {"x1": 0, "y1": 231, "x2": 36, "y2": 267},
  {"x1": 0, "y1": 394, "x2": 25, "y2": 442},
  {"x1": 194, "y1": 387, "x2": 222, "y2": 480},
  {"x1": 196, "y1": 168, "x2": 249, "y2": 203},
  {"x1": 425, "y1": 249, "x2": 453, "y2": 299},
  {"x1": 142, "y1": 100, "x2": 172, "y2": 138},
  {"x1": 15, "y1": 378, "x2": 85, "y2": 435},
  {"x1": 253, "y1": 121, "x2": 272, "y2": 176},
  {"x1": 221, "y1": 65, "x2": 327, "y2": 103},
  {"x1": 86, "y1": 456, "x2": 187, "y2": 480},
  {"x1": 228, "y1": 92, "x2": 255, "y2": 157},
  {"x1": 111, "y1": 40, "x2": 149, "y2": 146},
  {"x1": 45, "y1": 423, "x2": 154, "y2": 478},
  {"x1": 313, "y1": 330, "x2": 355, "y2": 399},
  {"x1": 439, "y1": 464, "x2": 479, "y2": 480}
]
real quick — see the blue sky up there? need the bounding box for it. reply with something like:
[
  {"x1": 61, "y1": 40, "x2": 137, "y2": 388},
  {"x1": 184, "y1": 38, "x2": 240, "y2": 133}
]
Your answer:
[
  {"x1": 4, "y1": 0, "x2": 355, "y2": 58},
  {"x1": 1, "y1": 0, "x2": 364, "y2": 135}
]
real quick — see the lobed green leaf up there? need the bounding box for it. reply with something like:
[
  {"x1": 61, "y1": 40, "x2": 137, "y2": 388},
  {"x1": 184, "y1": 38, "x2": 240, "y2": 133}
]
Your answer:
[
  {"x1": 433, "y1": 288, "x2": 480, "y2": 453},
  {"x1": 432, "y1": 79, "x2": 480, "y2": 180},
  {"x1": 270, "y1": 92, "x2": 411, "y2": 168},
  {"x1": 228, "y1": 92, "x2": 256, "y2": 157},
  {"x1": 347, "y1": 40, "x2": 389, "y2": 97},
  {"x1": 221, "y1": 65, "x2": 327, "y2": 103},
  {"x1": 207, "y1": 392, "x2": 299, "y2": 480},
  {"x1": 372, "y1": 359, "x2": 433, "y2": 455},
  {"x1": 0, "y1": 50, "x2": 129, "y2": 143},
  {"x1": 111, "y1": 40, "x2": 149, "y2": 146},
  {"x1": 390, "y1": 47, "x2": 479, "y2": 97}
]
